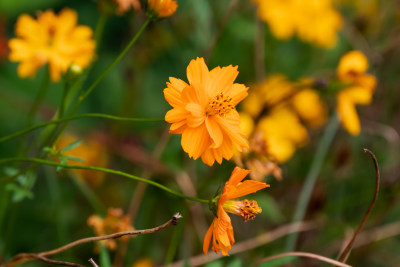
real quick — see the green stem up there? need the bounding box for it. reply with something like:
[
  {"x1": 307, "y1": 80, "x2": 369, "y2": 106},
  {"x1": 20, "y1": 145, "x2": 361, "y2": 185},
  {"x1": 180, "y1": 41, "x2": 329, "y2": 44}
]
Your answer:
[
  {"x1": 27, "y1": 69, "x2": 50, "y2": 126},
  {"x1": 78, "y1": 19, "x2": 150, "y2": 104},
  {"x1": 0, "y1": 157, "x2": 209, "y2": 204},
  {"x1": 0, "y1": 113, "x2": 163, "y2": 143},
  {"x1": 94, "y1": 14, "x2": 108, "y2": 48},
  {"x1": 285, "y1": 114, "x2": 340, "y2": 251}
]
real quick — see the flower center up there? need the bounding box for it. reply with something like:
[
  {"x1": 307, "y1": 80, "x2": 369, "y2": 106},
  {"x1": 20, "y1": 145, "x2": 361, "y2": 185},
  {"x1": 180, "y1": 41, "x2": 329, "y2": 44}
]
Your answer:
[
  {"x1": 223, "y1": 199, "x2": 262, "y2": 222},
  {"x1": 207, "y1": 92, "x2": 234, "y2": 116}
]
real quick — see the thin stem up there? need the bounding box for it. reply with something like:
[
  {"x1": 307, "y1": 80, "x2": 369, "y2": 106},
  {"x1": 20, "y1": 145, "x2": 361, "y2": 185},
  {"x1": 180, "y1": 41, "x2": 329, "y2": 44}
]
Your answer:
[
  {"x1": 337, "y1": 149, "x2": 380, "y2": 263},
  {"x1": 26, "y1": 69, "x2": 50, "y2": 127},
  {"x1": 78, "y1": 19, "x2": 150, "y2": 104},
  {"x1": 0, "y1": 113, "x2": 163, "y2": 143},
  {"x1": 253, "y1": 252, "x2": 352, "y2": 267},
  {"x1": 5, "y1": 213, "x2": 182, "y2": 267},
  {"x1": 0, "y1": 157, "x2": 209, "y2": 204},
  {"x1": 285, "y1": 114, "x2": 340, "y2": 251}
]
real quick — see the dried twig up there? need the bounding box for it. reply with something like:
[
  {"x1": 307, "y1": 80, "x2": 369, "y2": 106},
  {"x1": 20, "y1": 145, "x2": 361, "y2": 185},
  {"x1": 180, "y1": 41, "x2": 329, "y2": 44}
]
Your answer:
[
  {"x1": 88, "y1": 258, "x2": 99, "y2": 267},
  {"x1": 4, "y1": 213, "x2": 182, "y2": 267},
  {"x1": 169, "y1": 220, "x2": 317, "y2": 267},
  {"x1": 253, "y1": 252, "x2": 353, "y2": 267},
  {"x1": 337, "y1": 149, "x2": 380, "y2": 263}
]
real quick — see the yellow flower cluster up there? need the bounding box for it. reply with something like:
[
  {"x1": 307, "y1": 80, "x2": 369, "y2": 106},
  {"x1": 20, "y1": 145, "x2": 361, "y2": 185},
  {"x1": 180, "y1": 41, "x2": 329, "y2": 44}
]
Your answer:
[
  {"x1": 254, "y1": 0, "x2": 342, "y2": 48},
  {"x1": 240, "y1": 75, "x2": 327, "y2": 163}
]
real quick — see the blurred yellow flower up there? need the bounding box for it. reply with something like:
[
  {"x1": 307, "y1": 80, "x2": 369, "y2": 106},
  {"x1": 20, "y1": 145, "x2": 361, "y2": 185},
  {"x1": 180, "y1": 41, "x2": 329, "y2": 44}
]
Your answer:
[
  {"x1": 132, "y1": 258, "x2": 154, "y2": 267},
  {"x1": 55, "y1": 132, "x2": 109, "y2": 186},
  {"x1": 203, "y1": 167, "x2": 269, "y2": 256},
  {"x1": 164, "y1": 57, "x2": 249, "y2": 166},
  {"x1": 254, "y1": 0, "x2": 342, "y2": 48},
  {"x1": 240, "y1": 75, "x2": 326, "y2": 162},
  {"x1": 8, "y1": 9, "x2": 95, "y2": 82},
  {"x1": 336, "y1": 50, "x2": 377, "y2": 135},
  {"x1": 88, "y1": 208, "x2": 134, "y2": 250},
  {"x1": 147, "y1": 0, "x2": 178, "y2": 18}
]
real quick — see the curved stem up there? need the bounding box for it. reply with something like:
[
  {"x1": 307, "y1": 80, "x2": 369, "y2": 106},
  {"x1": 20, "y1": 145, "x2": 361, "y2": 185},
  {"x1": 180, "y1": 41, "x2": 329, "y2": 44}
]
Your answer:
[
  {"x1": 253, "y1": 252, "x2": 352, "y2": 267},
  {"x1": 0, "y1": 113, "x2": 163, "y2": 143},
  {"x1": 0, "y1": 157, "x2": 208, "y2": 204}
]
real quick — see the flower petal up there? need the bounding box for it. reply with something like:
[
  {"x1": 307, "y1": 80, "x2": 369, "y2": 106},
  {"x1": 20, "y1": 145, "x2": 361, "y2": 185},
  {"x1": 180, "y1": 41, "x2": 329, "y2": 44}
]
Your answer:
[
  {"x1": 181, "y1": 125, "x2": 210, "y2": 159},
  {"x1": 337, "y1": 97, "x2": 360, "y2": 135},
  {"x1": 187, "y1": 57, "x2": 209, "y2": 88},
  {"x1": 202, "y1": 222, "x2": 214, "y2": 254},
  {"x1": 227, "y1": 180, "x2": 269, "y2": 199},
  {"x1": 225, "y1": 83, "x2": 249, "y2": 106},
  {"x1": 205, "y1": 117, "x2": 223, "y2": 148},
  {"x1": 208, "y1": 65, "x2": 238, "y2": 97}
]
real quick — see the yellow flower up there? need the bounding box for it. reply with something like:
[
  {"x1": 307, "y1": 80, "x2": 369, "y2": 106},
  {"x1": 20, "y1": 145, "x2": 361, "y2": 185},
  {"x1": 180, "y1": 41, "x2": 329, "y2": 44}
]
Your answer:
[
  {"x1": 147, "y1": 0, "x2": 178, "y2": 18},
  {"x1": 164, "y1": 57, "x2": 249, "y2": 166},
  {"x1": 88, "y1": 208, "x2": 134, "y2": 250},
  {"x1": 8, "y1": 9, "x2": 95, "y2": 82},
  {"x1": 254, "y1": 0, "x2": 342, "y2": 48},
  {"x1": 336, "y1": 50, "x2": 377, "y2": 135},
  {"x1": 240, "y1": 74, "x2": 326, "y2": 162},
  {"x1": 203, "y1": 167, "x2": 269, "y2": 256},
  {"x1": 55, "y1": 132, "x2": 109, "y2": 186}
]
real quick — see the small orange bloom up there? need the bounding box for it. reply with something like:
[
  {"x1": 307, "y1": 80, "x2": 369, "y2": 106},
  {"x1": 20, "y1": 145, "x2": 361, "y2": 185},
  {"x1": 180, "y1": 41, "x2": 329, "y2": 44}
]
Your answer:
[
  {"x1": 115, "y1": 0, "x2": 141, "y2": 14},
  {"x1": 203, "y1": 167, "x2": 269, "y2": 255},
  {"x1": 164, "y1": 57, "x2": 249, "y2": 166},
  {"x1": 147, "y1": 0, "x2": 178, "y2": 19},
  {"x1": 9, "y1": 8, "x2": 95, "y2": 82},
  {"x1": 336, "y1": 51, "x2": 377, "y2": 135}
]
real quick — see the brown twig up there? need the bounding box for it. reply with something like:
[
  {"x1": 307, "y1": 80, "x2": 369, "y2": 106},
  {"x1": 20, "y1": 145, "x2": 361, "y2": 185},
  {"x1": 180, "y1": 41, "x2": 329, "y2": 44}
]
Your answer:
[
  {"x1": 337, "y1": 149, "x2": 380, "y2": 263},
  {"x1": 34, "y1": 255, "x2": 86, "y2": 267},
  {"x1": 253, "y1": 252, "x2": 353, "y2": 267},
  {"x1": 88, "y1": 258, "x2": 99, "y2": 267},
  {"x1": 4, "y1": 213, "x2": 182, "y2": 267},
  {"x1": 168, "y1": 220, "x2": 317, "y2": 267}
]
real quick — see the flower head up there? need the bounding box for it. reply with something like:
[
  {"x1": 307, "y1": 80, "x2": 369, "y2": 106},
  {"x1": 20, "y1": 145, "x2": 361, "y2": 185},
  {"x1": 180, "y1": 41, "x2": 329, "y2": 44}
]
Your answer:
[
  {"x1": 203, "y1": 167, "x2": 269, "y2": 255},
  {"x1": 336, "y1": 51, "x2": 377, "y2": 135},
  {"x1": 115, "y1": 0, "x2": 141, "y2": 14},
  {"x1": 147, "y1": 0, "x2": 178, "y2": 19},
  {"x1": 164, "y1": 57, "x2": 249, "y2": 166},
  {"x1": 8, "y1": 8, "x2": 95, "y2": 82}
]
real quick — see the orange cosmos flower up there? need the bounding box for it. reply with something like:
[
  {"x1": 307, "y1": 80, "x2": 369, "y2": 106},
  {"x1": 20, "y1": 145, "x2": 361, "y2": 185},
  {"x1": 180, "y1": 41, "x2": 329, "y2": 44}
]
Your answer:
[
  {"x1": 203, "y1": 167, "x2": 269, "y2": 255},
  {"x1": 9, "y1": 8, "x2": 95, "y2": 82},
  {"x1": 336, "y1": 50, "x2": 377, "y2": 135},
  {"x1": 147, "y1": 0, "x2": 178, "y2": 19},
  {"x1": 164, "y1": 57, "x2": 249, "y2": 166}
]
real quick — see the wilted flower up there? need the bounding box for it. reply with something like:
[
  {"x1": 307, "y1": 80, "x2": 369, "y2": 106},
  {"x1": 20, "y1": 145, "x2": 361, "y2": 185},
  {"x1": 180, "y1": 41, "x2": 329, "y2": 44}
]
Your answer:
[
  {"x1": 203, "y1": 167, "x2": 269, "y2": 255},
  {"x1": 8, "y1": 8, "x2": 95, "y2": 82},
  {"x1": 336, "y1": 50, "x2": 377, "y2": 135},
  {"x1": 115, "y1": 0, "x2": 141, "y2": 14},
  {"x1": 164, "y1": 57, "x2": 249, "y2": 166},
  {"x1": 253, "y1": 0, "x2": 342, "y2": 48},
  {"x1": 147, "y1": 0, "x2": 178, "y2": 19},
  {"x1": 88, "y1": 208, "x2": 134, "y2": 250}
]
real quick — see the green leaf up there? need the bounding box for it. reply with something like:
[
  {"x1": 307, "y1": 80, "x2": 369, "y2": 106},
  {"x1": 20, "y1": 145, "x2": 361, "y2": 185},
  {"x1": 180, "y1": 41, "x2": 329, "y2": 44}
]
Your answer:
[
  {"x1": 5, "y1": 170, "x2": 36, "y2": 202},
  {"x1": 60, "y1": 139, "x2": 82, "y2": 153}
]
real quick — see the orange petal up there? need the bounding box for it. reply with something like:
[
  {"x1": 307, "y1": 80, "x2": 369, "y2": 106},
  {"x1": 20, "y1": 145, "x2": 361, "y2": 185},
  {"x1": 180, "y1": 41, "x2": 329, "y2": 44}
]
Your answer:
[
  {"x1": 208, "y1": 65, "x2": 238, "y2": 97},
  {"x1": 202, "y1": 222, "x2": 214, "y2": 254},
  {"x1": 187, "y1": 57, "x2": 209, "y2": 89},
  {"x1": 225, "y1": 83, "x2": 249, "y2": 106},
  {"x1": 227, "y1": 180, "x2": 269, "y2": 199},
  {"x1": 227, "y1": 167, "x2": 250, "y2": 187},
  {"x1": 165, "y1": 107, "x2": 187, "y2": 123},
  {"x1": 205, "y1": 117, "x2": 223, "y2": 148},
  {"x1": 181, "y1": 125, "x2": 210, "y2": 159}
]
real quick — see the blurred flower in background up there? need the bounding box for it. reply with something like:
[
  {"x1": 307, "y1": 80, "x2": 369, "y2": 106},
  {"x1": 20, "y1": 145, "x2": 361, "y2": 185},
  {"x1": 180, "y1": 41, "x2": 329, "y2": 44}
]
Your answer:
[
  {"x1": 8, "y1": 8, "x2": 95, "y2": 82},
  {"x1": 115, "y1": 0, "x2": 142, "y2": 14},
  {"x1": 147, "y1": 0, "x2": 178, "y2": 19},
  {"x1": 203, "y1": 167, "x2": 269, "y2": 256},
  {"x1": 88, "y1": 208, "x2": 134, "y2": 250},
  {"x1": 336, "y1": 50, "x2": 377, "y2": 135},
  {"x1": 253, "y1": 0, "x2": 342, "y2": 48},
  {"x1": 164, "y1": 57, "x2": 249, "y2": 166},
  {"x1": 55, "y1": 132, "x2": 109, "y2": 186}
]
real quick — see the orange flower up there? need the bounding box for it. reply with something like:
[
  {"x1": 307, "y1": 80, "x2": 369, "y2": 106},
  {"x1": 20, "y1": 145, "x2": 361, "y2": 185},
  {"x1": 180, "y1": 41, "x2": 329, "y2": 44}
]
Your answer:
[
  {"x1": 164, "y1": 57, "x2": 249, "y2": 166},
  {"x1": 115, "y1": 0, "x2": 141, "y2": 14},
  {"x1": 147, "y1": 0, "x2": 178, "y2": 19},
  {"x1": 336, "y1": 51, "x2": 377, "y2": 135},
  {"x1": 203, "y1": 167, "x2": 269, "y2": 255},
  {"x1": 8, "y1": 8, "x2": 95, "y2": 82}
]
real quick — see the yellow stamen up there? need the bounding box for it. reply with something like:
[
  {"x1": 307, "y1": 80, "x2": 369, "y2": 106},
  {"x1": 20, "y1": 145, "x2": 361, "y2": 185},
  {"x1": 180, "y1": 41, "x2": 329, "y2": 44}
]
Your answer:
[
  {"x1": 207, "y1": 92, "x2": 234, "y2": 116},
  {"x1": 223, "y1": 199, "x2": 262, "y2": 222}
]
